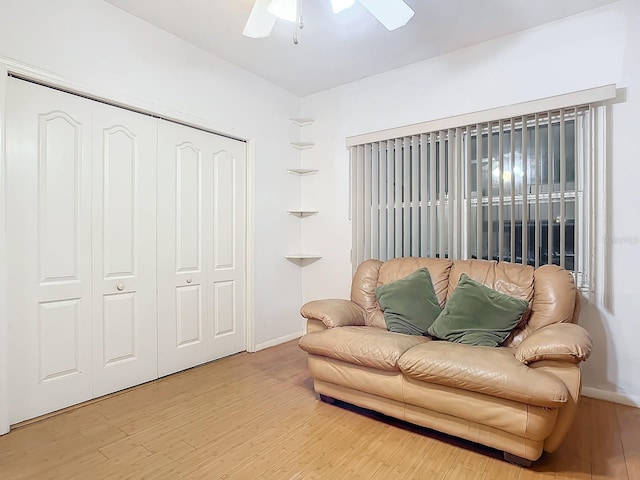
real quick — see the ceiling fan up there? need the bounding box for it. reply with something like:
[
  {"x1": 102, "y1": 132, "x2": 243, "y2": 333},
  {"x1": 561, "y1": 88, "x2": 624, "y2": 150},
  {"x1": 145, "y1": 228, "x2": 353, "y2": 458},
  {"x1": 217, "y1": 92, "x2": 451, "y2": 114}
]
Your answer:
[{"x1": 243, "y1": 0, "x2": 415, "y2": 42}]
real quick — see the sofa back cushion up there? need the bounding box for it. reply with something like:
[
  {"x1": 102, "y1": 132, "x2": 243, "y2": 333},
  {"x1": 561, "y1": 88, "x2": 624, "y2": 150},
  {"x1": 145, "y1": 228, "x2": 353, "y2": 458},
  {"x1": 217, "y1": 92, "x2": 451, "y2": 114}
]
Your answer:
[
  {"x1": 447, "y1": 259, "x2": 535, "y2": 302},
  {"x1": 350, "y1": 259, "x2": 384, "y2": 327},
  {"x1": 351, "y1": 258, "x2": 452, "y2": 328},
  {"x1": 509, "y1": 264, "x2": 578, "y2": 346},
  {"x1": 350, "y1": 257, "x2": 577, "y2": 345},
  {"x1": 379, "y1": 258, "x2": 453, "y2": 306},
  {"x1": 427, "y1": 273, "x2": 530, "y2": 346},
  {"x1": 376, "y1": 268, "x2": 442, "y2": 335},
  {"x1": 446, "y1": 260, "x2": 534, "y2": 346}
]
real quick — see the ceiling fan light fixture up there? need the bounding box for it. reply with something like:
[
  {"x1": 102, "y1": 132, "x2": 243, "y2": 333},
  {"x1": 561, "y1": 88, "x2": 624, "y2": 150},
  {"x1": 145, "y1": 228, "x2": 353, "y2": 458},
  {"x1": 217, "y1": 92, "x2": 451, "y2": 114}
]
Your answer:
[
  {"x1": 243, "y1": 0, "x2": 277, "y2": 38},
  {"x1": 267, "y1": 0, "x2": 298, "y2": 22},
  {"x1": 358, "y1": 0, "x2": 415, "y2": 31},
  {"x1": 330, "y1": 0, "x2": 356, "y2": 14}
]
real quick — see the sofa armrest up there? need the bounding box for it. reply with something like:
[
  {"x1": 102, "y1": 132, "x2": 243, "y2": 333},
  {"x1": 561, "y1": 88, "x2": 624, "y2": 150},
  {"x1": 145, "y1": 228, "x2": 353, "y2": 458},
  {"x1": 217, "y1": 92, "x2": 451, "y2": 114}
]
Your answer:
[
  {"x1": 515, "y1": 323, "x2": 592, "y2": 365},
  {"x1": 300, "y1": 299, "x2": 366, "y2": 329}
]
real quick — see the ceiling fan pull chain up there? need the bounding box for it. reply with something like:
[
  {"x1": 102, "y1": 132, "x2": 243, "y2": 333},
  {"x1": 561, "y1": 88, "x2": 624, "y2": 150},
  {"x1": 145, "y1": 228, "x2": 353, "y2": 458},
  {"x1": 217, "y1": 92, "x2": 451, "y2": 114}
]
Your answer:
[
  {"x1": 293, "y1": 0, "x2": 303, "y2": 44},
  {"x1": 297, "y1": 0, "x2": 304, "y2": 30}
]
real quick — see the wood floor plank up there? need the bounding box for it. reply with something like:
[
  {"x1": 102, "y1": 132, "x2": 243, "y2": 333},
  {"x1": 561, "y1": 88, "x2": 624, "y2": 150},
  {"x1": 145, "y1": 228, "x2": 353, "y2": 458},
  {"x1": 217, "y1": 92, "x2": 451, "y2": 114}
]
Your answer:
[
  {"x1": 617, "y1": 402, "x2": 640, "y2": 480},
  {"x1": 0, "y1": 340, "x2": 639, "y2": 480},
  {"x1": 117, "y1": 440, "x2": 196, "y2": 480},
  {"x1": 264, "y1": 411, "x2": 383, "y2": 479},
  {"x1": 367, "y1": 431, "x2": 434, "y2": 480},
  {"x1": 481, "y1": 456, "x2": 522, "y2": 480},
  {"x1": 44, "y1": 445, "x2": 152, "y2": 480},
  {"x1": 149, "y1": 393, "x2": 323, "y2": 478},
  {"x1": 329, "y1": 421, "x2": 418, "y2": 480},
  {"x1": 259, "y1": 407, "x2": 364, "y2": 479},
  {"x1": 442, "y1": 447, "x2": 490, "y2": 480},
  {"x1": 590, "y1": 398, "x2": 629, "y2": 479},
  {"x1": 406, "y1": 439, "x2": 461, "y2": 479},
  {"x1": 219, "y1": 407, "x2": 353, "y2": 479},
  {"x1": 547, "y1": 398, "x2": 592, "y2": 480}
]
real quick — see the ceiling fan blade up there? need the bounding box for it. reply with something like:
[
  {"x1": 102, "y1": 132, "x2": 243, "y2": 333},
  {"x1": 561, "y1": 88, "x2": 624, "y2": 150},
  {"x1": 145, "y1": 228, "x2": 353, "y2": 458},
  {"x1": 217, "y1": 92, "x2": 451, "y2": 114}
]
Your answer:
[
  {"x1": 243, "y1": 0, "x2": 277, "y2": 38},
  {"x1": 358, "y1": 0, "x2": 415, "y2": 31},
  {"x1": 330, "y1": 0, "x2": 356, "y2": 14}
]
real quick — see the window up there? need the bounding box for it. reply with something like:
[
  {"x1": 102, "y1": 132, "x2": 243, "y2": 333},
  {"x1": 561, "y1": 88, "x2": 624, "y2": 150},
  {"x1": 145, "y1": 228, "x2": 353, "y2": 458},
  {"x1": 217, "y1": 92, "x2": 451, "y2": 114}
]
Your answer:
[
  {"x1": 465, "y1": 110, "x2": 585, "y2": 273},
  {"x1": 349, "y1": 87, "x2": 614, "y2": 289}
]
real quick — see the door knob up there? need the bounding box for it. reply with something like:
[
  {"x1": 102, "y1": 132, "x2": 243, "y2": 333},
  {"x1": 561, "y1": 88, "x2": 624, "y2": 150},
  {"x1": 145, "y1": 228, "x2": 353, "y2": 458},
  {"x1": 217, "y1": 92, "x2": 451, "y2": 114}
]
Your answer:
[
  {"x1": 116, "y1": 284, "x2": 125, "y2": 291},
  {"x1": 186, "y1": 278, "x2": 192, "y2": 284}
]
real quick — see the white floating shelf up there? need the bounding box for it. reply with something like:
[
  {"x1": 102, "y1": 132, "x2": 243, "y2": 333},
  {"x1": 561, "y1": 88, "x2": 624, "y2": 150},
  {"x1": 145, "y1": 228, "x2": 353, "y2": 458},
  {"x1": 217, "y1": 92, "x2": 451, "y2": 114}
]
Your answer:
[
  {"x1": 287, "y1": 210, "x2": 319, "y2": 217},
  {"x1": 285, "y1": 254, "x2": 323, "y2": 260},
  {"x1": 290, "y1": 118, "x2": 315, "y2": 127},
  {"x1": 287, "y1": 168, "x2": 319, "y2": 176},
  {"x1": 290, "y1": 142, "x2": 315, "y2": 150}
]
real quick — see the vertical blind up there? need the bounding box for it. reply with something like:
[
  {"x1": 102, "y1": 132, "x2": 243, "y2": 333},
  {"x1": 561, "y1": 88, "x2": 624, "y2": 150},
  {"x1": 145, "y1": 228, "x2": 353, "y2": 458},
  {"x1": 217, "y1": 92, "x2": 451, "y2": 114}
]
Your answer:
[{"x1": 350, "y1": 106, "x2": 591, "y2": 286}]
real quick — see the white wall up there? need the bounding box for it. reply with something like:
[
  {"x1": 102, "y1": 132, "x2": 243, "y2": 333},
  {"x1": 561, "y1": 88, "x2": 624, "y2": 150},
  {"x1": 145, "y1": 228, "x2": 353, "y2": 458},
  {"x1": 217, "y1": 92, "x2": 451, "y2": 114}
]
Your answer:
[
  {"x1": 0, "y1": 0, "x2": 307, "y2": 348},
  {"x1": 301, "y1": 0, "x2": 640, "y2": 405}
]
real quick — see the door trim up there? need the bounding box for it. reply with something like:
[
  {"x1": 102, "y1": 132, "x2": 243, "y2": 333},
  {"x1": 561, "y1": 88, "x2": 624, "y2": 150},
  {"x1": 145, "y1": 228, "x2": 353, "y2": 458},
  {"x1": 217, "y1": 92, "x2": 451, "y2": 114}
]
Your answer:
[
  {"x1": 0, "y1": 64, "x2": 9, "y2": 435},
  {"x1": 245, "y1": 138, "x2": 256, "y2": 353},
  {"x1": 0, "y1": 58, "x2": 256, "y2": 433}
]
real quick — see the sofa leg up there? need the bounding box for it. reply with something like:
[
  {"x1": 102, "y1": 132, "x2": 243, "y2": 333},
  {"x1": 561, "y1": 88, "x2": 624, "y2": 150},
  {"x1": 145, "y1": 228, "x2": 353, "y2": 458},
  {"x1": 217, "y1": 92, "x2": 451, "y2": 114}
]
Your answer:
[
  {"x1": 503, "y1": 452, "x2": 533, "y2": 467},
  {"x1": 319, "y1": 394, "x2": 336, "y2": 405}
]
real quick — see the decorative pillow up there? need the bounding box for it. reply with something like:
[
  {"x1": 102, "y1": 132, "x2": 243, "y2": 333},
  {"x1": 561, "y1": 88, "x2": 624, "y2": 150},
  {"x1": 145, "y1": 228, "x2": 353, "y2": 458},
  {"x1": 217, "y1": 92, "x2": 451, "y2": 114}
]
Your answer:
[
  {"x1": 427, "y1": 273, "x2": 529, "y2": 347},
  {"x1": 375, "y1": 268, "x2": 442, "y2": 336}
]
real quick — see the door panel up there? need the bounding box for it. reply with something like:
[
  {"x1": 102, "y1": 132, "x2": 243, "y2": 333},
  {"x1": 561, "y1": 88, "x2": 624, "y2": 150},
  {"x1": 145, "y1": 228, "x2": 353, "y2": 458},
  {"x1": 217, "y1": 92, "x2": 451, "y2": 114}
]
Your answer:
[
  {"x1": 92, "y1": 103, "x2": 158, "y2": 398},
  {"x1": 6, "y1": 78, "x2": 93, "y2": 423},
  {"x1": 176, "y1": 145, "x2": 202, "y2": 273},
  {"x1": 176, "y1": 284, "x2": 203, "y2": 347},
  {"x1": 38, "y1": 112, "x2": 84, "y2": 284},
  {"x1": 158, "y1": 121, "x2": 246, "y2": 376},
  {"x1": 213, "y1": 151, "x2": 236, "y2": 270},
  {"x1": 38, "y1": 299, "x2": 82, "y2": 382},
  {"x1": 158, "y1": 126, "x2": 209, "y2": 375},
  {"x1": 213, "y1": 280, "x2": 235, "y2": 337},
  {"x1": 101, "y1": 127, "x2": 136, "y2": 278},
  {"x1": 210, "y1": 144, "x2": 246, "y2": 358},
  {"x1": 102, "y1": 293, "x2": 136, "y2": 365}
]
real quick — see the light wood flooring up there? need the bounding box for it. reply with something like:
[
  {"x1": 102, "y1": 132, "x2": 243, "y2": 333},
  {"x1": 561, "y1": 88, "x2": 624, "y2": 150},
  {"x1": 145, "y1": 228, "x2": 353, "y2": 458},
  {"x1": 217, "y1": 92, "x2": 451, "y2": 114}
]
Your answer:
[{"x1": 0, "y1": 340, "x2": 638, "y2": 479}]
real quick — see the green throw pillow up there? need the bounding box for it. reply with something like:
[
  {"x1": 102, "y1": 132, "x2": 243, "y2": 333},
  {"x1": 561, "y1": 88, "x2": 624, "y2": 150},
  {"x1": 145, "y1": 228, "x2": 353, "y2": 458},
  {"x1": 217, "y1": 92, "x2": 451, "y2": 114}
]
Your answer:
[
  {"x1": 427, "y1": 273, "x2": 529, "y2": 347},
  {"x1": 375, "y1": 268, "x2": 442, "y2": 336}
]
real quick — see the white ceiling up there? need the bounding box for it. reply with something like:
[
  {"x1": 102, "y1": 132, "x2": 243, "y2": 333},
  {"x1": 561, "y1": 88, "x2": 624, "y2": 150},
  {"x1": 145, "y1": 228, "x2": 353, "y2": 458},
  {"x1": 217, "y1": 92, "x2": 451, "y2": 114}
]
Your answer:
[{"x1": 104, "y1": 0, "x2": 617, "y2": 97}]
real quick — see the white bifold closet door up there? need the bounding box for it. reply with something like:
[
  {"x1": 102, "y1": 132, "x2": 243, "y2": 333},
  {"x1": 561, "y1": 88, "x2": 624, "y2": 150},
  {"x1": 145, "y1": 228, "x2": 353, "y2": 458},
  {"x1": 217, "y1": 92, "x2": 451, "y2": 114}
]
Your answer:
[
  {"x1": 90, "y1": 102, "x2": 158, "y2": 398},
  {"x1": 5, "y1": 78, "x2": 158, "y2": 423},
  {"x1": 5, "y1": 77, "x2": 247, "y2": 424},
  {"x1": 157, "y1": 120, "x2": 246, "y2": 377}
]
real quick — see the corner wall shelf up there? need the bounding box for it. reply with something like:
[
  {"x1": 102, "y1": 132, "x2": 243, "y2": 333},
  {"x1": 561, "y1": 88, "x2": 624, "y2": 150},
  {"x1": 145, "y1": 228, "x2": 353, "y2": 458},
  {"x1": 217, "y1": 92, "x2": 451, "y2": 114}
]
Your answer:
[
  {"x1": 285, "y1": 254, "x2": 323, "y2": 260},
  {"x1": 290, "y1": 118, "x2": 315, "y2": 127},
  {"x1": 287, "y1": 210, "x2": 319, "y2": 217},
  {"x1": 287, "y1": 168, "x2": 318, "y2": 176},
  {"x1": 287, "y1": 116, "x2": 320, "y2": 265},
  {"x1": 290, "y1": 142, "x2": 315, "y2": 150}
]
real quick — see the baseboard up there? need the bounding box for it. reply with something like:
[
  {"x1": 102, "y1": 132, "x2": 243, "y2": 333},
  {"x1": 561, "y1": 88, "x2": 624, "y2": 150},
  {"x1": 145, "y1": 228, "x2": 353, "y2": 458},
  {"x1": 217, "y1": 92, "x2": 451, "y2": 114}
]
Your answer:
[
  {"x1": 581, "y1": 386, "x2": 640, "y2": 408},
  {"x1": 254, "y1": 331, "x2": 304, "y2": 352}
]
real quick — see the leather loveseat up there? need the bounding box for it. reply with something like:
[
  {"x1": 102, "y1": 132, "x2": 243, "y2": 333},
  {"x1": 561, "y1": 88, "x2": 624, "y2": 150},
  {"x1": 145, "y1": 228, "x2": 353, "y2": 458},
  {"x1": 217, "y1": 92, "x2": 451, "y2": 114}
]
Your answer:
[{"x1": 298, "y1": 258, "x2": 592, "y2": 465}]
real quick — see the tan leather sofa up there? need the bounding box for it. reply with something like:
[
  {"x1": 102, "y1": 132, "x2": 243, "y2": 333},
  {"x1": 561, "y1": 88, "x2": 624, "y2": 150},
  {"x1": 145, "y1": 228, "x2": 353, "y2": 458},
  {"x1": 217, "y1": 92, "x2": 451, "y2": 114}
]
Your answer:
[{"x1": 298, "y1": 258, "x2": 592, "y2": 465}]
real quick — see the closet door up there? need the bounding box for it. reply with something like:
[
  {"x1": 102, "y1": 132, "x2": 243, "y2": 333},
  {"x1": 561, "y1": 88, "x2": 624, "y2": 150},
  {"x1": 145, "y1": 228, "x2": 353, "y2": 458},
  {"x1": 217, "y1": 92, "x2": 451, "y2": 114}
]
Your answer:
[
  {"x1": 208, "y1": 134, "x2": 247, "y2": 360},
  {"x1": 5, "y1": 78, "x2": 93, "y2": 423},
  {"x1": 91, "y1": 104, "x2": 158, "y2": 397},
  {"x1": 157, "y1": 120, "x2": 246, "y2": 377},
  {"x1": 5, "y1": 78, "x2": 159, "y2": 423}
]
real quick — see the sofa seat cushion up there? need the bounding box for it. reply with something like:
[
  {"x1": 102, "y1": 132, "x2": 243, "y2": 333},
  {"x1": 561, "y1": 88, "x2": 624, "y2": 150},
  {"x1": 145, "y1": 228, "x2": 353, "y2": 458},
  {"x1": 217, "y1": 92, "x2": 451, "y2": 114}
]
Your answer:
[
  {"x1": 398, "y1": 342, "x2": 569, "y2": 407},
  {"x1": 298, "y1": 326, "x2": 429, "y2": 371}
]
